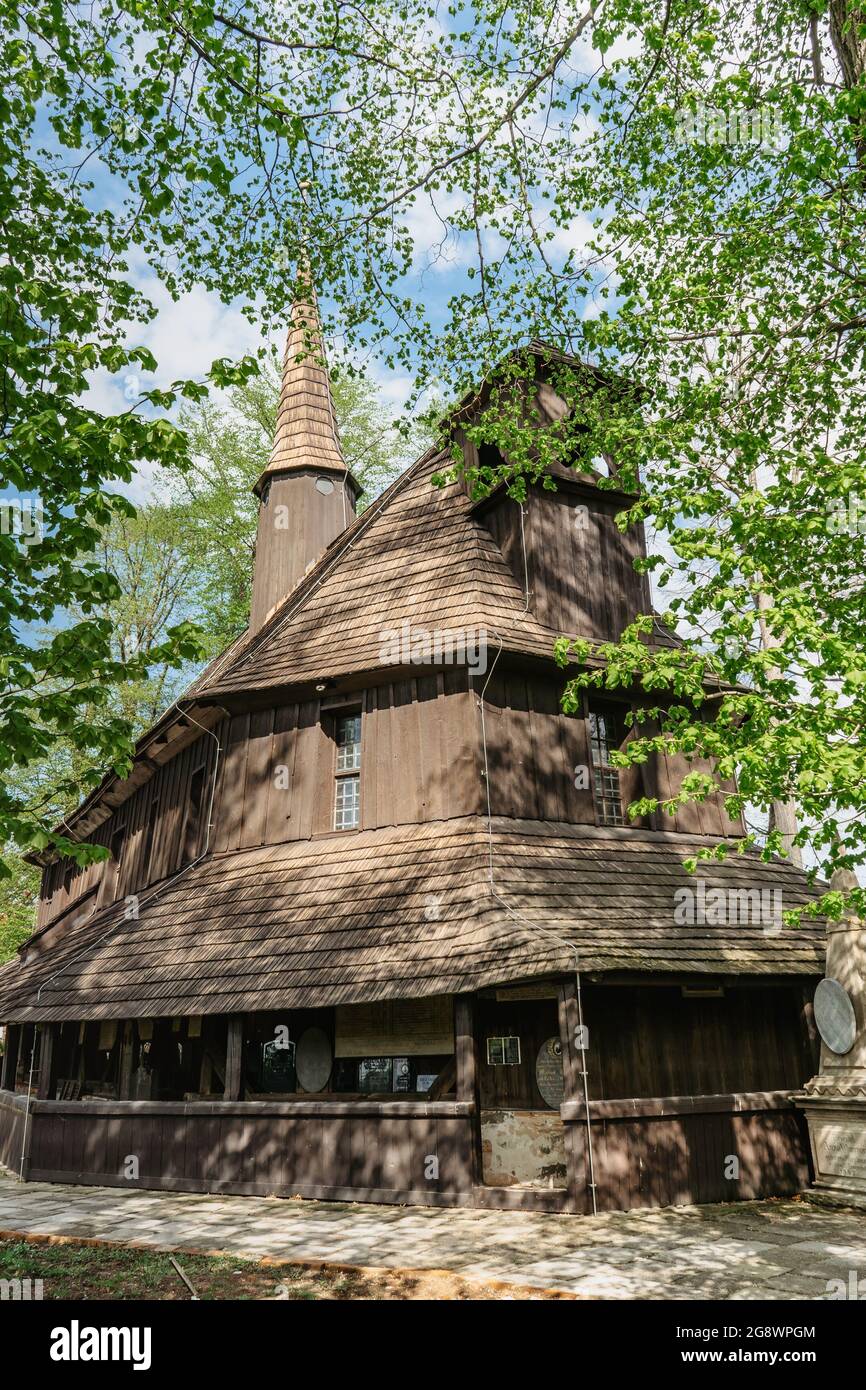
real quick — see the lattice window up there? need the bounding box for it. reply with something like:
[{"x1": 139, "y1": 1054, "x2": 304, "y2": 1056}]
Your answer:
[
  {"x1": 333, "y1": 713, "x2": 362, "y2": 829},
  {"x1": 588, "y1": 702, "x2": 626, "y2": 827},
  {"x1": 486, "y1": 1036, "x2": 521, "y2": 1065}
]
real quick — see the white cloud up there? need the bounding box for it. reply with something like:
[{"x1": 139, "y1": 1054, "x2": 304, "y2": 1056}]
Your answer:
[{"x1": 402, "y1": 189, "x2": 473, "y2": 275}]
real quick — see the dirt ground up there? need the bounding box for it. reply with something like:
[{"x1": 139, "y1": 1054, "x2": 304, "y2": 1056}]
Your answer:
[{"x1": 0, "y1": 1235, "x2": 575, "y2": 1300}]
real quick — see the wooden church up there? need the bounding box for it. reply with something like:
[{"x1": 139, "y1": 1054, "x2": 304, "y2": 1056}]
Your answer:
[{"x1": 0, "y1": 285, "x2": 826, "y2": 1214}]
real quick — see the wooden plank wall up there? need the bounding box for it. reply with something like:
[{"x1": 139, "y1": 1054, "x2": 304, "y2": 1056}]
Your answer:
[
  {"x1": 527, "y1": 490, "x2": 650, "y2": 640},
  {"x1": 476, "y1": 986, "x2": 812, "y2": 1112},
  {"x1": 481, "y1": 487, "x2": 651, "y2": 644},
  {"x1": 564, "y1": 1096, "x2": 811, "y2": 1214},
  {"x1": 16, "y1": 1091, "x2": 811, "y2": 1214},
  {"x1": 38, "y1": 726, "x2": 223, "y2": 931},
  {"x1": 0, "y1": 1091, "x2": 27, "y2": 1174},
  {"x1": 25, "y1": 1101, "x2": 476, "y2": 1207},
  {"x1": 212, "y1": 676, "x2": 481, "y2": 854},
  {"x1": 38, "y1": 663, "x2": 741, "y2": 936},
  {"x1": 650, "y1": 713, "x2": 744, "y2": 838},
  {"x1": 476, "y1": 997, "x2": 561, "y2": 1109},
  {"x1": 250, "y1": 471, "x2": 356, "y2": 632},
  {"x1": 583, "y1": 985, "x2": 812, "y2": 1102},
  {"x1": 482, "y1": 670, "x2": 741, "y2": 836},
  {"x1": 482, "y1": 672, "x2": 596, "y2": 824}
]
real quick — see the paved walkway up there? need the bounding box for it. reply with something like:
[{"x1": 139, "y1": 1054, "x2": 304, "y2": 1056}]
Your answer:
[{"x1": 0, "y1": 1171, "x2": 863, "y2": 1298}]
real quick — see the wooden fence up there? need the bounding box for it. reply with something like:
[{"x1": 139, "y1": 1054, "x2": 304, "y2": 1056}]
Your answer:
[
  {"x1": 0, "y1": 1088, "x2": 810, "y2": 1213},
  {"x1": 6, "y1": 1095, "x2": 476, "y2": 1207}
]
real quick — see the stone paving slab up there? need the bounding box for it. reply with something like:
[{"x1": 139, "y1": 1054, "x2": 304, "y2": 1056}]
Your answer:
[{"x1": 0, "y1": 1170, "x2": 864, "y2": 1299}]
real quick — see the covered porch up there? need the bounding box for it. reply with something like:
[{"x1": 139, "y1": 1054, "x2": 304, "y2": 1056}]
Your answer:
[{"x1": 0, "y1": 978, "x2": 816, "y2": 1213}]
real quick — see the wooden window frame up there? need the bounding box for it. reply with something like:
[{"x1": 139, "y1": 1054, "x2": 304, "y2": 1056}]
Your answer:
[
  {"x1": 180, "y1": 762, "x2": 208, "y2": 866},
  {"x1": 586, "y1": 696, "x2": 628, "y2": 828},
  {"x1": 140, "y1": 790, "x2": 161, "y2": 887},
  {"x1": 99, "y1": 820, "x2": 128, "y2": 907},
  {"x1": 329, "y1": 706, "x2": 362, "y2": 832},
  {"x1": 486, "y1": 1035, "x2": 521, "y2": 1066}
]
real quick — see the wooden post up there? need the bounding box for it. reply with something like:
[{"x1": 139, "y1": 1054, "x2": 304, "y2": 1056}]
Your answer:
[
  {"x1": 36, "y1": 1023, "x2": 56, "y2": 1100},
  {"x1": 118, "y1": 1022, "x2": 135, "y2": 1099},
  {"x1": 455, "y1": 995, "x2": 477, "y2": 1101},
  {"x1": 558, "y1": 979, "x2": 589, "y2": 1214},
  {"x1": 1, "y1": 1024, "x2": 19, "y2": 1092},
  {"x1": 224, "y1": 1016, "x2": 243, "y2": 1100},
  {"x1": 454, "y1": 994, "x2": 481, "y2": 1187}
]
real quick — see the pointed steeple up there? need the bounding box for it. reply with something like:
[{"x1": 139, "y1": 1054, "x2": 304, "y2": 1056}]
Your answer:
[
  {"x1": 254, "y1": 269, "x2": 351, "y2": 495},
  {"x1": 249, "y1": 267, "x2": 362, "y2": 633}
]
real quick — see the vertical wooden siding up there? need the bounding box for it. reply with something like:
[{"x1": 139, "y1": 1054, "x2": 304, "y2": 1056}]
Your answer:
[
  {"x1": 564, "y1": 1095, "x2": 811, "y2": 1213},
  {"x1": 481, "y1": 487, "x2": 651, "y2": 643},
  {"x1": 212, "y1": 676, "x2": 481, "y2": 854},
  {"x1": 23, "y1": 1101, "x2": 476, "y2": 1206},
  {"x1": 581, "y1": 985, "x2": 814, "y2": 1101},
  {"x1": 38, "y1": 726, "x2": 224, "y2": 931},
  {"x1": 0, "y1": 1090, "x2": 27, "y2": 1174},
  {"x1": 481, "y1": 671, "x2": 741, "y2": 836}
]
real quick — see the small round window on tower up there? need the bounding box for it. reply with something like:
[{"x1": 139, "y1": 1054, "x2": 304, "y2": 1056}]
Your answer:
[{"x1": 315, "y1": 477, "x2": 335, "y2": 495}]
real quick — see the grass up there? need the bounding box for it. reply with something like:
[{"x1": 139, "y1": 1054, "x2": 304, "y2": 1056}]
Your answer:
[{"x1": 0, "y1": 1236, "x2": 569, "y2": 1300}]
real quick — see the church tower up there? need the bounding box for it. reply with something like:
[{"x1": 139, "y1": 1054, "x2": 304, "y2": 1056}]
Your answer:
[{"x1": 249, "y1": 271, "x2": 362, "y2": 631}]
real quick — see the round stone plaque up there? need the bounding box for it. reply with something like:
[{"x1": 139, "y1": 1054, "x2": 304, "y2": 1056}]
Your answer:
[
  {"x1": 535, "y1": 1037, "x2": 565, "y2": 1109},
  {"x1": 814, "y1": 978, "x2": 857, "y2": 1056},
  {"x1": 295, "y1": 1027, "x2": 333, "y2": 1092}
]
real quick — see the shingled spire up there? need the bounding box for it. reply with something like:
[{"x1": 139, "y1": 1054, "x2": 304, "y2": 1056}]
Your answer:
[{"x1": 249, "y1": 268, "x2": 362, "y2": 632}]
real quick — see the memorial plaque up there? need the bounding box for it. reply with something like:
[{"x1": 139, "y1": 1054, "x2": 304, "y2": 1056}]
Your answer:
[
  {"x1": 814, "y1": 978, "x2": 857, "y2": 1056},
  {"x1": 535, "y1": 1036, "x2": 565, "y2": 1109},
  {"x1": 814, "y1": 1121, "x2": 866, "y2": 1183},
  {"x1": 295, "y1": 1027, "x2": 332, "y2": 1093}
]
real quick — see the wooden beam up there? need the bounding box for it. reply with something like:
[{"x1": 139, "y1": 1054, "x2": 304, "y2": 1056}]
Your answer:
[
  {"x1": 558, "y1": 979, "x2": 588, "y2": 1214},
  {"x1": 454, "y1": 995, "x2": 477, "y2": 1104},
  {"x1": 557, "y1": 979, "x2": 582, "y2": 1100},
  {"x1": 36, "y1": 1024, "x2": 56, "y2": 1100},
  {"x1": 0, "y1": 1025, "x2": 19, "y2": 1091},
  {"x1": 426, "y1": 1054, "x2": 456, "y2": 1100},
  {"x1": 118, "y1": 1022, "x2": 135, "y2": 1100},
  {"x1": 224, "y1": 1017, "x2": 243, "y2": 1101},
  {"x1": 454, "y1": 994, "x2": 481, "y2": 1187}
]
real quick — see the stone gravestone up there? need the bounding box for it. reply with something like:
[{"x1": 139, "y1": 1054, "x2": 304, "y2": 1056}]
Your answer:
[{"x1": 797, "y1": 872, "x2": 866, "y2": 1206}]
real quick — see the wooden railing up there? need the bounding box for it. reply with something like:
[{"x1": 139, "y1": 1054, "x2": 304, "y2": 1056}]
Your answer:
[{"x1": 11, "y1": 1095, "x2": 477, "y2": 1206}]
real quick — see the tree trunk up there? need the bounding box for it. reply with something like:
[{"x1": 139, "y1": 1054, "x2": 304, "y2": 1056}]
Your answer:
[
  {"x1": 755, "y1": 572, "x2": 804, "y2": 868},
  {"x1": 829, "y1": 2, "x2": 866, "y2": 89},
  {"x1": 829, "y1": 2, "x2": 866, "y2": 160}
]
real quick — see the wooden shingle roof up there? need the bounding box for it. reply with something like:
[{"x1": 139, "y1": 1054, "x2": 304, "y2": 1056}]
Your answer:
[
  {"x1": 255, "y1": 273, "x2": 355, "y2": 494},
  {"x1": 0, "y1": 818, "x2": 824, "y2": 1023},
  {"x1": 192, "y1": 451, "x2": 595, "y2": 697}
]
